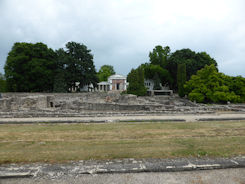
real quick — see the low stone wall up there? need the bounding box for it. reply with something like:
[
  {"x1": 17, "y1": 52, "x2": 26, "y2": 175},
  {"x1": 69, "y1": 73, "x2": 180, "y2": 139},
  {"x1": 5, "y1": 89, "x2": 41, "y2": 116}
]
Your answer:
[
  {"x1": 70, "y1": 102, "x2": 160, "y2": 111},
  {"x1": 0, "y1": 92, "x2": 244, "y2": 118},
  {"x1": 0, "y1": 95, "x2": 54, "y2": 111}
]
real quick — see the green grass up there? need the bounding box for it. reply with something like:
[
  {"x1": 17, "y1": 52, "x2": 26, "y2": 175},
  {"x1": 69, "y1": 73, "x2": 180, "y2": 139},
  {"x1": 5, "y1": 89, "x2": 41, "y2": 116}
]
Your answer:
[{"x1": 0, "y1": 121, "x2": 244, "y2": 164}]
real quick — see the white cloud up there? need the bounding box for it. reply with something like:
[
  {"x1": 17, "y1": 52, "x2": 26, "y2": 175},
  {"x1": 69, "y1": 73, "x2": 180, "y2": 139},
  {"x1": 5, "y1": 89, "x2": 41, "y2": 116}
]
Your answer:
[{"x1": 0, "y1": 0, "x2": 244, "y2": 77}]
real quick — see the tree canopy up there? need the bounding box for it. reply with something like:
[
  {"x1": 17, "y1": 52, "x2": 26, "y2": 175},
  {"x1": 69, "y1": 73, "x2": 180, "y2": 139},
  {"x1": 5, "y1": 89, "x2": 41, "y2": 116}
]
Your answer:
[
  {"x1": 128, "y1": 45, "x2": 218, "y2": 97},
  {"x1": 141, "y1": 45, "x2": 173, "y2": 88},
  {"x1": 127, "y1": 68, "x2": 147, "y2": 96},
  {"x1": 149, "y1": 45, "x2": 170, "y2": 68},
  {"x1": 55, "y1": 41, "x2": 98, "y2": 92},
  {"x1": 177, "y1": 63, "x2": 186, "y2": 97},
  {"x1": 0, "y1": 73, "x2": 6, "y2": 92},
  {"x1": 97, "y1": 65, "x2": 115, "y2": 82},
  {"x1": 4, "y1": 41, "x2": 98, "y2": 92},
  {"x1": 140, "y1": 63, "x2": 173, "y2": 87},
  {"x1": 167, "y1": 49, "x2": 218, "y2": 90},
  {"x1": 184, "y1": 64, "x2": 245, "y2": 103},
  {"x1": 4, "y1": 42, "x2": 56, "y2": 92}
]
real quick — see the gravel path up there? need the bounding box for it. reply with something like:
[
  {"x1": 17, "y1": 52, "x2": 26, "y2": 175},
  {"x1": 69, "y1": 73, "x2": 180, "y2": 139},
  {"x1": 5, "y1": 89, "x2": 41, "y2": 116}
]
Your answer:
[
  {"x1": 1, "y1": 157, "x2": 245, "y2": 179},
  {"x1": 1, "y1": 157, "x2": 245, "y2": 183},
  {"x1": 0, "y1": 112, "x2": 245, "y2": 124},
  {"x1": 1, "y1": 168, "x2": 245, "y2": 184}
]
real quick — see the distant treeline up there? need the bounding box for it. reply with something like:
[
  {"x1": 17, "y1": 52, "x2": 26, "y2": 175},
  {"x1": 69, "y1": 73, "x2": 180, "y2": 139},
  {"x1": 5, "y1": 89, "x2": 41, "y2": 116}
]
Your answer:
[
  {"x1": 2, "y1": 42, "x2": 98, "y2": 92},
  {"x1": 1, "y1": 42, "x2": 245, "y2": 103},
  {"x1": 126, "y1": 45, "x2": 245, "y2": 103}
]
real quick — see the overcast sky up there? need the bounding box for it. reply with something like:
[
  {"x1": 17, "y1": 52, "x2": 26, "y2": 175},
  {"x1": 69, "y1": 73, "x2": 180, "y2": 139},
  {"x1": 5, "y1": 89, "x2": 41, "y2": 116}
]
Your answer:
[{"x1": 0, "y1": 0, "x2": 244, "y2": 77}]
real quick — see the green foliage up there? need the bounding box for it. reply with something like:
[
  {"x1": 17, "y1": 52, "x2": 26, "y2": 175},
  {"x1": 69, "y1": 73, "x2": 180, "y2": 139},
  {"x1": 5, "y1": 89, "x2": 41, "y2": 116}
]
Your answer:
[
  {"x1": 56, "y1": 42, "x2": 98, "y2": 92},
  {"x1": 4, "y1": 41, "x2": 98, "y2": 93},
  {"x1": 4, "y1": 42, "x2": 56, "y2": 92},
  {"x1": 127, "y1": 68, "x2": 147, "y2": 96},
  {"x1": 146, "y1": 46, "x2": 173, "y2": 87},
  {"x1": 53, "y1": 49, "x2": 67, "y2": 92},
  {"x1": 0, "y1": 73, "x2": 7, "y2": 92},
  {"x1": 225, "y1": 76, "x2": 245, "y2": 102},
  {"x1": 188, "y1": 92, "x2": 205, "y2": 103},
  {"x1": 168, "y1": 49, "x2": 218, "y2": 90},
  {"x1": 153, "y1": 73, "x2": 161, "y2": 90},
  {"x1": 53, "y1": 69, "x2": 67, "y2": 92},
  {"x1": 129, "y1": 46, "x2": 217, "y2": 93},
  {"x1": 149, "y1": 45, "x2": 170, "y2": 68},
  {"x1": 184, "y1": 64, "x2": 245, "y2": 103},
  {"x1": 146, "y1": 46, "x2": 218, "y2": 91},
  {"x1": 97, "y1": 65, "x2": 115, "y2": 82},
  {"x1": 141, "y1": 63, "x2": 173, "y2": 86},
  {"x1": 177, "y1": 63, "x2": 186, "y2": 97}
]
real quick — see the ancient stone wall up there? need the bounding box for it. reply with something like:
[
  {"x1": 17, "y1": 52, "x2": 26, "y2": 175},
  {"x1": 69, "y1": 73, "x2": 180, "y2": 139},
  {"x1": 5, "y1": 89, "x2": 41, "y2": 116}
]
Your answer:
[{"x1": 0, "y1": 92, "x2": 244, "y2": 118}]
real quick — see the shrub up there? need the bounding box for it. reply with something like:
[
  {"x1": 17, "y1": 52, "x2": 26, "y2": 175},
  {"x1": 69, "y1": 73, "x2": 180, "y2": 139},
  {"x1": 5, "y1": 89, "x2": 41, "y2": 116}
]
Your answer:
[
  {"x1": 185, "y1": 64, "x2": 245, "y2": 103},
  {"x1": 188, "y1": 92, "x2": 205, "y2": 103},
  {"x1": 127, "y1": 68, "x2": 147, "y2": 96}
]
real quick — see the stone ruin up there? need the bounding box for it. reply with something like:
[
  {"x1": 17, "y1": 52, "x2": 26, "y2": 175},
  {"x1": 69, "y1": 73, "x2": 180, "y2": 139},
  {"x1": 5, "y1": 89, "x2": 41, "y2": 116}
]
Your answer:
[{"x1": 0, "y1": 92, "x2": 245, "y2": 118}]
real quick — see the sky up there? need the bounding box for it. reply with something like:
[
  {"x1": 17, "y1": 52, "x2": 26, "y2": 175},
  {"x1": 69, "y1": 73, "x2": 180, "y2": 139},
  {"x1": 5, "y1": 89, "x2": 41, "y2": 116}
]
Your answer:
[{"x1": 0, "y1": 0, "x2": 244, "y2": 77}]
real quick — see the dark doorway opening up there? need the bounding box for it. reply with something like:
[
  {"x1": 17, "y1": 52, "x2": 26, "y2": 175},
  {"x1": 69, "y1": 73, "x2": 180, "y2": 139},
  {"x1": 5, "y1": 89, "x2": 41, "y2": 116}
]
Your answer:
[{"x1": 116, "y1": 83, "x2": 120, "y2": 90}]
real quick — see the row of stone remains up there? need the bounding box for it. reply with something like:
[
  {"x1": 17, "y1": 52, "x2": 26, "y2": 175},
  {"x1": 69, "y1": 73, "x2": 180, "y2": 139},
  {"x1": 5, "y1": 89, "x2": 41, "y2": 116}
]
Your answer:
[
  {"x1": 0, "y1": 92, "x2": 191, "y2": 111},
  {"x1": 0, "y1": 93, "x2": 244, "y2": 117}
]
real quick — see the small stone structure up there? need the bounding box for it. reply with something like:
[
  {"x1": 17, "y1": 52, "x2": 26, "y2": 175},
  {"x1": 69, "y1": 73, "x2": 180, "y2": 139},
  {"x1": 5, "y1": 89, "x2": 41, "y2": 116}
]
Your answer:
[
  {"x1": 148, "y1": 90, "x2": 173, "y2": 96},
  {"x1": 97, "y1": 81, "x2": 110, "y2": 92},
  {"x1": 98, "y1": 74, "x2": 128, "y2": 92},
  {"x1": 0, "y1": 94, "x2": 54, "y2": 111},
  {"x1": 144, "y1": 79, "x2": 173, "y2": 96}
]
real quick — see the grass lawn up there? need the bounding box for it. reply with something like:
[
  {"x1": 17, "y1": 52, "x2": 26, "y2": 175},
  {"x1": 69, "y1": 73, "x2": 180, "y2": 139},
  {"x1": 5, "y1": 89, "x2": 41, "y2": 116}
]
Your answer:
[{"x1": 0, "y1": 121, "x2": 244, "y2": 164}]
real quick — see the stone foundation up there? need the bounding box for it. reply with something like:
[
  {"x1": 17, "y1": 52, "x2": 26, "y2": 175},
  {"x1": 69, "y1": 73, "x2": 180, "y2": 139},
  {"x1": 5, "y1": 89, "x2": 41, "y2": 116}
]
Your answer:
[{"x1": 0, "y1": 92, "x2": 244, "y2": 118}]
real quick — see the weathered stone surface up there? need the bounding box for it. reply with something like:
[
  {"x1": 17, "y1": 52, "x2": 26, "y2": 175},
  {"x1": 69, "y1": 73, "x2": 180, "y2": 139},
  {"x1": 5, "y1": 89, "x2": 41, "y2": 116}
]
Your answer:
[
  {"x1": 0, "y1": 157, "x2": 244, "y2": 179},
  {"x1": 0, "y1": 92, "x2": 244, "y2": 118}
]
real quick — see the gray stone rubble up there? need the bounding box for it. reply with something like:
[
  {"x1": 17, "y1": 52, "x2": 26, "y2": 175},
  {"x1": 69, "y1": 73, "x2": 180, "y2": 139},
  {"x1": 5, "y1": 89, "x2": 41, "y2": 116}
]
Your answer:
[
  {"x1": 0, "y1": 157, "x2": 244, "y2": 179},
  {"x1": 0, "y1": 93, "x2": 245, "y2": 180},
  {"x1": 0, "y1": 92, "x2": 245, "y2": 118}
]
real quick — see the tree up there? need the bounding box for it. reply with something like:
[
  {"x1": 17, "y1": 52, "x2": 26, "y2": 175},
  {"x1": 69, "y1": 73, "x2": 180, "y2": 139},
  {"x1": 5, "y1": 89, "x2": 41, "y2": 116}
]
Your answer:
[
  {"x1": 56, "y1": 42, "x2": 98, "y2": 91},
  {"x1": 0, "y1": 73, "x2": 6, "y2": 92},
  {"x1": 225, "y1": 76, "x2": 245, "y2": 102},
  {"x1": 127, "y1": 68, "x2": 147, "y2": 96},
  {"x1": 97, "y1": 65, "x2": 115, "y2": 82},
  {"x1": 53, "y1": 48, "x2": 68, "y2": 92},
  {"x1": 149, "y1": 45, "x2": 170, "y2": 68},
  {"x1": 184, "y1": 64, "x2": 244, "y2": 103},
  {"x1": 4, "y1": 42, "x2": 56, "y2": 92},
  {"x1": 143, "y1": 45, "x2": 173, "y2": 87},
  {"x1": 141, "y1": 63, "x2": 173, "y2": 87},
  {"x1": 153, "y1": 73, "x2": 161, "y2": 90},
  {"x1": 177, "y1": 63, "x2": 186, "y2": 97},
  {"x1": 53, "y1": 69, "x2": 67, "y2": 92},
  {"x1": 168, "y1": 49, "x2": 218, "y2": 90}
]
